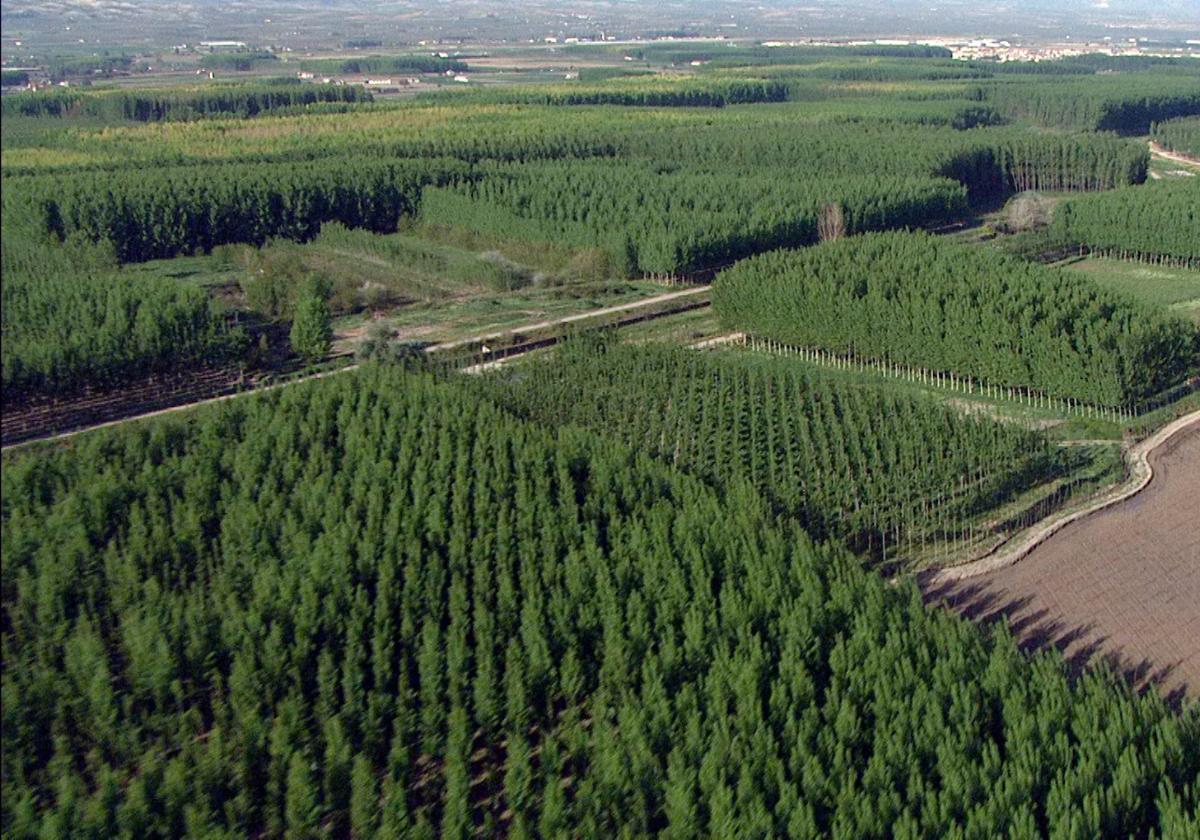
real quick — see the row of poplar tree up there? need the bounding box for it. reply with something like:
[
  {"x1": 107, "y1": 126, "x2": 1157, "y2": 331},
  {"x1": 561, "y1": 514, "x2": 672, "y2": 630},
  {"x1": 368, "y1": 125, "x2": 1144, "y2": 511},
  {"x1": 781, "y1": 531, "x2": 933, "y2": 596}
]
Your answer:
[
  {"x1": 486, "y1": 339, "x2": 1058, "y2": 562},
  {"x1": 0, "y1": 83, "x2": 371, "y2": 122},
  {"x1": 0, "y1": 225, "x2": 244, "y2": 396},
  {"x1": 1151, "y1": 116, "x2": 1200, "y2": 157},
  {"x1": 419, "y1": 161, "x2": 967, "y2": 276},
  {"x1": 1051, "y1": 179, "x2": 1200, "y2": 263},
  {"x1": 712, "y1": 231, "x2": 1198, "y2": 407},
  {"x1": 3, "y1": 366, "x2": 1197, "y2": 837}
]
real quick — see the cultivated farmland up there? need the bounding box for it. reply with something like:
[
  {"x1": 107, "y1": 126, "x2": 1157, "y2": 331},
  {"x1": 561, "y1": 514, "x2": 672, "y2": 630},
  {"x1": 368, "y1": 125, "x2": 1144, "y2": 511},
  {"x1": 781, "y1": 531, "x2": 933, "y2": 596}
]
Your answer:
[{"x1": 922, "y1": 419, "x2": 1200, "y2": 702}]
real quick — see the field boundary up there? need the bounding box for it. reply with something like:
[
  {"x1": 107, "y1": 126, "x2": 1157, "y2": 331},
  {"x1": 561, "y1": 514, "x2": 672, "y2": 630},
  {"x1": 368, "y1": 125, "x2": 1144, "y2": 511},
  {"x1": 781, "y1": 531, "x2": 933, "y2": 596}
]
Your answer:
[
  {"x1": 733, "y1": 334, "x2": 1174, "y2": 422},
  {"x1": 1, "y1": 290, "x2": 710, "y2": 452},
  {"x1": 920, "y1": 408, "x2": 1200, "y2": 585}
]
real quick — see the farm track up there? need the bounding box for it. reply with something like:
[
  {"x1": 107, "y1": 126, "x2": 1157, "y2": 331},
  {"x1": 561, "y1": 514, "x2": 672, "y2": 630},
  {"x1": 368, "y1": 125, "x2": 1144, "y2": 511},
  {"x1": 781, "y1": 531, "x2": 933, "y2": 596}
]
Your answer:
[
  {"x1": 921, "y1": 410, "x2": 1200, "y2": 702},
  {"x1": 423, "y1": 286, "x2": 709, "y2": 352},
  {"x1": 1, "y1": 288, "x2": 710, "y2": 452},
  {"x1": 1149, "y1": 141, "x2": 1200, "y2": 168}
]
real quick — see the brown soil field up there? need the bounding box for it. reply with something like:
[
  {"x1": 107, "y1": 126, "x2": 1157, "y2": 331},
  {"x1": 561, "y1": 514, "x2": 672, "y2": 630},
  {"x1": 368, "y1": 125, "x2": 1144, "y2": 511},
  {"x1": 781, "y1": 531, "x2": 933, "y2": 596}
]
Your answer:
[{"x1": 921, "y1": 425, "x2": 1200, "y2": 705}]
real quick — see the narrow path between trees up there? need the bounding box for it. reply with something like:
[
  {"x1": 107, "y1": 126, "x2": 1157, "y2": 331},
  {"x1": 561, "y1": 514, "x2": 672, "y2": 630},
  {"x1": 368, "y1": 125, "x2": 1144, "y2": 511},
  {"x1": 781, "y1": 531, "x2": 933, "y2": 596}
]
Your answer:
[
  {"x1": 1, "y1": 287, "x2": 710, "y2": 452},
  {"x1": 1149, "y1": 141, "x2": 1200, "y2": 168}
]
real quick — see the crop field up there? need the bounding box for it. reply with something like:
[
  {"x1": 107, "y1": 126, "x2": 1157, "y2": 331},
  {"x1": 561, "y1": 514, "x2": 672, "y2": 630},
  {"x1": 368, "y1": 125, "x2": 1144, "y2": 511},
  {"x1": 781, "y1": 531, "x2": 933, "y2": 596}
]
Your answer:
[{"x1": 3, "y1": 39, "x2": 1200, "y2": 838}]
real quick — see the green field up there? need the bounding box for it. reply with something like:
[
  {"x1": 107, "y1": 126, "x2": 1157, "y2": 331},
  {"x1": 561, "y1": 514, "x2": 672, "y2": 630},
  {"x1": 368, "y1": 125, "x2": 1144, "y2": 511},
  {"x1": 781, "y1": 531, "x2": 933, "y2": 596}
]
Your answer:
[
  {"x1": 335, "y1": 281, "x2": 672, "y2": 349},
  {"x1": 1065, "y1": 257, "x2": 1200, "y2": 324}
]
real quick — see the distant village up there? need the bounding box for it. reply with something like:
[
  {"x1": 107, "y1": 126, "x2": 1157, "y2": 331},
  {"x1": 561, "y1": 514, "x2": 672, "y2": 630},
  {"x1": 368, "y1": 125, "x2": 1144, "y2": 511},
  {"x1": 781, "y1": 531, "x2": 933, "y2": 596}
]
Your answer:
[{"x1": 757, "y1": 36, "x2": 1200, "y2": 63}]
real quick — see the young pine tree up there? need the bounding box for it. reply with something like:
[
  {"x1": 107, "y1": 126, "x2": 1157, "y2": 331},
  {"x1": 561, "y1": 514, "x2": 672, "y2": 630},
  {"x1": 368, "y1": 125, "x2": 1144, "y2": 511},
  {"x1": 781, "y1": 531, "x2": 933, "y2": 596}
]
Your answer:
[
  {"x1": 285, "y1": 751, "x2": 320, "y2": 839},
  {"x1": 349, "y1": 755, "x2": 380, "y2": 838},
  {"x1": 290, "y1": 293, "x2": 333, "y2": 363}
]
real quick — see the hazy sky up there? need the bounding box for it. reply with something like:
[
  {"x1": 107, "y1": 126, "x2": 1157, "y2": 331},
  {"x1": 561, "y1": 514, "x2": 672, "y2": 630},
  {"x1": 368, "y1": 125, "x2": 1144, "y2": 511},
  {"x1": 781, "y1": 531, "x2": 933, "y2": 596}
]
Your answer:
[{"x1": 3, "y1": 0, "x2": 1198, "y2": 49}]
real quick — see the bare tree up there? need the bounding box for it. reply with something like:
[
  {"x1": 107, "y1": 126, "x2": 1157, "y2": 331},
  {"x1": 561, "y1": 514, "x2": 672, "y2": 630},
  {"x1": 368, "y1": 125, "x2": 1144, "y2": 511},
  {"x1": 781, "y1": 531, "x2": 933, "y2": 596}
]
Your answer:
[
  {"x1": 1003, "y1": 192, "x2": 1057, "y2": 233},
  {"x1": 818, "y1": 202, "x2": 846, "y2": 242}
]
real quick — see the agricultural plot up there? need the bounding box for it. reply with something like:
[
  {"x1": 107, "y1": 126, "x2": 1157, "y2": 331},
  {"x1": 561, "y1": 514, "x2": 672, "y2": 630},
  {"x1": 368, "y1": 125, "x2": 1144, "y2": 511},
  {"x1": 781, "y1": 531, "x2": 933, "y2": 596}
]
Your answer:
[
  {"x1": 1, "y1": 235, "x2": 246, "y2": 398},
  {"x1": 1049, "y1": 179, "x2": 1200, "y2": 265},
  {"x1": 486, "y1": 340, "x2": 1089, "y2": 568},
  {"x1": 713, "y1": 231, "x2": 1198, "y2": 409},
  {"x1": 923, "y1": 422, "x2": 1200, "y2": 702},
  {"x1": 985, "y1": 74, "x2": 1200, "y2": 133},
  {"x1": 3, "y1": 367, "x2": 1198, "y2": 837},
  {"x1": 0, "y1": 76, "x2": 1153, "y2": 407}
]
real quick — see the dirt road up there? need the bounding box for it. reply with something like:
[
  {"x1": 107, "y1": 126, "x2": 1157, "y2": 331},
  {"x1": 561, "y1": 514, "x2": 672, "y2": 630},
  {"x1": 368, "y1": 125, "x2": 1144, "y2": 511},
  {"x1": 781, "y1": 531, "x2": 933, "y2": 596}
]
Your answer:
[
  {"x1": 1149, "y1": 142, "x2": 1200, "y2": 168},
  {"x1": 2, "y1": 287, "x2": 710, "y2": 452},
  {"x1": 424, "y1": 286, "x2": 709, "y2": 352},
  {"x1": 922, "y1": 421, "x2": 1200, "y2": 703},
  {"x1": 924, "y1": 411, "x2": 1200, "y2": 584}
]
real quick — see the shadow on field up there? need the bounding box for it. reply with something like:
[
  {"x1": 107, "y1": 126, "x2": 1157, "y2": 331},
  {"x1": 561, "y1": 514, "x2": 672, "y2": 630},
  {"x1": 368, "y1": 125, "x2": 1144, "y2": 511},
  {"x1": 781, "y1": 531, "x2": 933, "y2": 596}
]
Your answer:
[{"x1": 920, "y1": 576, "x2": 1187, "y2": 710}]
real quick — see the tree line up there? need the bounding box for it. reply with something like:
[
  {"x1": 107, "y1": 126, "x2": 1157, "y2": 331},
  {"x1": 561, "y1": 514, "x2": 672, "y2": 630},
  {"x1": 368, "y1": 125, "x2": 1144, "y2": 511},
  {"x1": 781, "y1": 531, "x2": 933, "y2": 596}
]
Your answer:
[
  {"x1": 2, "y1": 92, "x2": 1152, "y2": 200},
  {"x1": 419, "y1": 160, "x2": 966, "y2": 276},
  {"x1": 1151, "y1": 116, "x2": 1200, "y2": 158},
  {"x1": 15, "y1": 157, "x2": 470, "y2": 263},
  {"x1": 1051, "y1": 180, "x2": 1200, "y2": 264},
  {"x1": 1, "y1": 232, "x2": 245, "y2": 396},
  {"x1": 985, "y1": 74, "x2": 1200, "y2": 133},
  {"x1": 935, "y1": 132, "x2": 1149, "y2": 195},
  {"x1": 11, "y1": 149, "x2": 968, "y2": 273},
  {"x1": 455, "y1": 78, "x2": 789, "y2": 108},
  {"x1": 299, "y1": 55, "x2": 469, "y2": 75},
  {"x1": 713, "y1": 231, "x2": 1198, "y2": 407},
  {"x1": 0, "y1": 106, "x2": 623, "y2": 177},
  {"x1": 1, "y1": 83, "x2": 372, "y2": 122},
  {"x1": 808, "y1": 62, "x2": 992, "y2": 83},
  {"x1": 45, "y1": 54, "x2": 140, "y2": 81},
  {"x1": 612, "y1": 42, "x2": 953, "y2": 67},
  {"x1": 0, "y1": 64, "x2": 1177, "y2": 404},
  {"x1": 619, "y1": 125, "x2": 1149, "y2": 199},
  {"x1": 3, "y1": 365, "x2": 1197, "y2": 838},
  {"x1": 198, "y1": 51, "x2": 278, "y2": 72}
]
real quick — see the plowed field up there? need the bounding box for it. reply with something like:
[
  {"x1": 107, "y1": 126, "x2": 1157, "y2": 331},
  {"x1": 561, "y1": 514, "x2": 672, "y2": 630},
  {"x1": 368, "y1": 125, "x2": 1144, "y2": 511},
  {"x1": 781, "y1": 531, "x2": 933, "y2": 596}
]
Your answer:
[{"x1": 922, "y1": 425, "x2": 1200, "y2": 704}]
